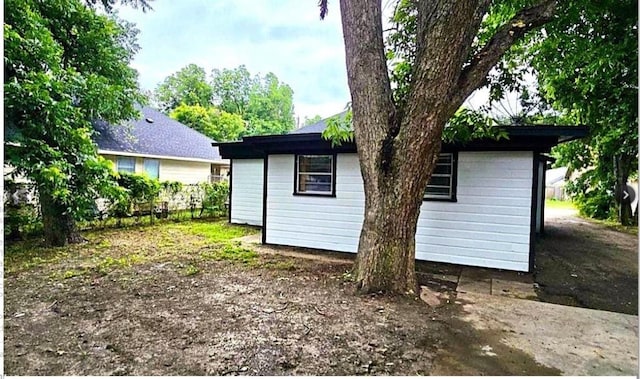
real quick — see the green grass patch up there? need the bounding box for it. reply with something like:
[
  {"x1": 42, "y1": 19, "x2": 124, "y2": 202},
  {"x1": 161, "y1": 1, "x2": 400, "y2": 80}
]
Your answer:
[
  {"x1": 4, "y1": 242, "x2": 70, "y2": 274},
  {"x1": 260, "y1": 259, "x2": 298, "y2": 271},
  {"x1": 172, "y1": 220, "x2": 258, "y2": 243},
  {"x1": 5, "y1": 219, "x2": 260, "y2": 278},
  {"x1": 181, "y1": 263, "x2": 201, "y2": 276},
  {"x1": 545, "y1": 199, "x2": 577, "y2": 210},
  {"x1": 94, "y1": 255, "x2": 144, "y2": 275},
  {"x1": 200, "y1": 243, "x2": 258, "y2": 264},
  {"x1": 95, "y1": 239, "x2": 112, "y2": 249}
]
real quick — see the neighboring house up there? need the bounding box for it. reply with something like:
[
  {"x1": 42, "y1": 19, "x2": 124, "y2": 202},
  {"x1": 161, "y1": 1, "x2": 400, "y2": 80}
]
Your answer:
[
  {"x1": 94, "y1": 106, "x2": 229, "y2": 184},
  {"x1": 217, "y1": 116, "x2": 586, "y2": 272},
  {"x1": 545, "y1": 166, "x2": 568, "y2": 200}
]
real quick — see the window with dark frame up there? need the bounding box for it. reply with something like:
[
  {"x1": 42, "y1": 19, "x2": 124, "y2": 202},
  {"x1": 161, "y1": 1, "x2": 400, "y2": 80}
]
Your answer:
[
  {"x1": 295, "y1": 154, "x2": 334, "y2": 195},
  {"x1": 424, "y1": 153, "x2": 456, "y2": 200}
]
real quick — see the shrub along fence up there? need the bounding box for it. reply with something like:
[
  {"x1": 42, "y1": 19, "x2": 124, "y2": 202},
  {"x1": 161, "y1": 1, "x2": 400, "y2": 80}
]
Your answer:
[{"x1": 4, "y1": 173, "x2": 230, "y2": 240}]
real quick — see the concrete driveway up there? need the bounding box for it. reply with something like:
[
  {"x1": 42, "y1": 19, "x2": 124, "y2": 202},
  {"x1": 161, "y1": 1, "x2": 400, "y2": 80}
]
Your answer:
[
  {"x1": 456, "y1": 290, "x2": 638, "y2": 375},
  {"x1": 436, "y1": 207, "x2": 638, "y2": 375}
]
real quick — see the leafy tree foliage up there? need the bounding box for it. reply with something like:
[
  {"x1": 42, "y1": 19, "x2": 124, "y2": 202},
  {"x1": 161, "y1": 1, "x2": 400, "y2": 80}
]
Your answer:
[
  {"x1": 210, "y1": 65, "x2": 254, "y2": 115},
  {"x1": 303, "y1": 115, "x2": 323, "y2": 126},
  {"x1": 155, "y1": 64, "x2": 295, "y2": 137},
  {"x1": 86, "y1": 0, "x2": 153, "y2": 12},
  {"x1": 4, "y1": 0, "x2": 145, "y2": 246},
  {"x1": 170, "y1": 104, "x2": 246, "y2": 142},
  {"x1": 528, "y1": 1, "x2": 638, "y2": 224},
  {"x1": 154, "y1": 64, "x2": 213, "y2": 112},
  {"x1": 211, "y1": 67, "x2": 295, "y2": 135}
]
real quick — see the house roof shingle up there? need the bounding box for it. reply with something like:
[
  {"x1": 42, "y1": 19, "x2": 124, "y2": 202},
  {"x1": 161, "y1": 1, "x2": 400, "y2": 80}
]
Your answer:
[
  {"x1": 93, "y1": 106, "x2": 222, "y2": 162},
  {"x1": 289, "y1": 111, "x2": 349, "y2": 134}
]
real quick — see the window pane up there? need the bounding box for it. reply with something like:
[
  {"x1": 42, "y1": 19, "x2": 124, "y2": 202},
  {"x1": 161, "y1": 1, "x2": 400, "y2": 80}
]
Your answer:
[
  {"x1": 433, "y1": 163, "x2": 452, "y2": 175},
  {"x1": 438, "y1": 154, "x2": 452, "y2": 164},
  {"x1": 117, "y1": 157, "x2": 135, "y2": 173},
  {"x1": 144, "y1": 159, "x2": 159, "y2": 179},
  {"x1": 298, "y1": 155, "x2": 332, "y2": 173},
  {"x1": 298, "y1": 174, "x2": 332, "y2": 193},
  {"x1": 424, "y1": 153, "x2": 454, "y2": 199},
  {"x1": 425, "y1": 186, "x2": 450, "y2": 197},
  {"x1": 427, "y1": 175, "x2": 451, "y2": 187}
]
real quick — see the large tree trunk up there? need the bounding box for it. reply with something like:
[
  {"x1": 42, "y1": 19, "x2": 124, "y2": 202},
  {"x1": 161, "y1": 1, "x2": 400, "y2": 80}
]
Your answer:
[
  {"x1": 338, "y1": 0, "x2": 556, "y2": 294},
  {"x1": 355, "y1": 137, "x2": 443, "y2": 293},
  {"x1": 40, "y1": 189, "x2": 84, "y2": 247}
]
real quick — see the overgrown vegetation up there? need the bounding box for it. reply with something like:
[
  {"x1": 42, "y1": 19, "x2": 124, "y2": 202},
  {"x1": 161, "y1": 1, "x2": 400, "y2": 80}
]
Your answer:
[
  {"x1": 4, "y1": 0, "x2": 146, "y2": 246},
  {"x1": 4, "y1": 172, "x2": 231, "y2": 240}
]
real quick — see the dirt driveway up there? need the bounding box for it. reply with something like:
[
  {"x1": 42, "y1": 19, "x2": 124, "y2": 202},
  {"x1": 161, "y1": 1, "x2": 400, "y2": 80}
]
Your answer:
[{"x1": 535, "y1": 210, "x2": 638, "y2": 315}]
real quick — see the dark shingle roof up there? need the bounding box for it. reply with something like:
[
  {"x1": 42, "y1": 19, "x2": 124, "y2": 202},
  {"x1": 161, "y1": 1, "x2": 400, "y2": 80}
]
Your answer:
[
  {"x1": 93, "y1": 106, "x2": 222, "y2": 161},
  {"x1": 290, "y1": 111, "x2": 349, "y2": 134}
]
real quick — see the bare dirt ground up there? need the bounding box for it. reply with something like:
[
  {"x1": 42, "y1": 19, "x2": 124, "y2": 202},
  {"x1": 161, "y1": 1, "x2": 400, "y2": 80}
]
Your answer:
[
  {"x1": 4, "y1": 214, "x2": 638, "y2": 375},
  {"x1": 5, "y1": 221, "x2": 557, "y2": 376},
  {"x1": 535, "y1": 212, "x2": 638, "y2": 315}
]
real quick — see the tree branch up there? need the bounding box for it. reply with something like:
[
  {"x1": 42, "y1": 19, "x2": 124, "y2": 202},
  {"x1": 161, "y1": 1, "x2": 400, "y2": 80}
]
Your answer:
[
  {"x1": 319, "y1": 0, "x2": 329, "y2": 19},
  {"x1": 452, "y1": 0, "x2": 556, "y2": 109}
]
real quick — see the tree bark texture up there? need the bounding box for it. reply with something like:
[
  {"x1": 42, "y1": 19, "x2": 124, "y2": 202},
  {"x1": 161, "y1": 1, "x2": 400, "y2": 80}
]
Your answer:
[
  {"x1": 338, "y1": 0, "x2": 556, "y2": 294},
  {"x1": 40, "y1": 189, "x2": 84, "y2": 247}
]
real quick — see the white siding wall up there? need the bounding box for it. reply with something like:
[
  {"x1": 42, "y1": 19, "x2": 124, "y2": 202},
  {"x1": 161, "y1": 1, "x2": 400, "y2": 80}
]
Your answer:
[
  {"x1": 158, "y1": 159, "x2": 211, "y2": 184},
  {"x1": 266, "y1": 154, "x2": 364, "y2": 252},
  {"x1": 101, "y1": 154, "x2": 215, "y2": 184},
  {"x1": 266, "y1": 152, "x2": 533, "y2": 271},
  {"x1": 230, "y1": 159, "x2": 264, "y2": 226},
  {"x1": 417, "y1": 151, "x2": 533, "y2": 271}
]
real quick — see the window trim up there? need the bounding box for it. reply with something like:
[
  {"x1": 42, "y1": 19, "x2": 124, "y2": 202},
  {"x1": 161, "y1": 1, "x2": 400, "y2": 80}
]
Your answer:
[
  {"x1": 293, "y1": 153, "x2": 337, "y2": 197},
  {"x1": 423, "y1": 152, "x2": 458, "y2": 202},
  {"x1": 116, "y1": 156, "x2": 136, "y2": 174}
]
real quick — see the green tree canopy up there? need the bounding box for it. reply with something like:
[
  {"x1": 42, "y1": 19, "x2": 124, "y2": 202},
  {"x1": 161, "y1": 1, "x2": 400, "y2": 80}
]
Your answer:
[
  {"x1": 529, "y1": 1, "x2": 637, "y2": 224},
  {"x1": 170, "y1": 104, "x2": 246, "y2": 142},
  {"x1": 211, "y1": 67, "x2": 295, "y2": 135},
  {"x1": 303, "y1": 115, "x2": 323, "y2": 126},
  {"x1": 210, "y1": 65, "x2": 254, "y2": 115},
  {"x1": 154, "y1": 64, "x2": 213, "y2": 112},
  {"x1": 4, "y1": 0, "x2": 145, "y2": 246},
  {"x1": 156, "y1": 64, "x2": 296, "y2": 137}
]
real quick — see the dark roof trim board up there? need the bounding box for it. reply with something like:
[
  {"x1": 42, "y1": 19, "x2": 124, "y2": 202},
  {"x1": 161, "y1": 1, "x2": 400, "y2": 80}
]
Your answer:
[
  {"x1": 215, "y1": 125, "x2": 588, "y2": 159},
  {"x1": 93, "y1": 106, "x2": 225, "y2": 162}
]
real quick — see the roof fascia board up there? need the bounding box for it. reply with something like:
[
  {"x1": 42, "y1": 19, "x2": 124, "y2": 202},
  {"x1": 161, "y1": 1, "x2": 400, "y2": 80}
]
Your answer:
[
  {"x1": 217, "y1": 126, "x2": 588, "y2": 159},
  {"x1": 97, "y1": 149, "x2": 229, "y2": 164}
]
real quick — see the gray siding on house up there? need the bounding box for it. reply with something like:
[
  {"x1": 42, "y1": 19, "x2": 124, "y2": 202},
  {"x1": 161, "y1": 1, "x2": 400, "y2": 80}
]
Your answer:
[
  {"x1": 230, "y1": 159, "x2": 264, "y2": 226},
  {"x1": 264, "y1": 152, "x2": 533, "y2": 271}
]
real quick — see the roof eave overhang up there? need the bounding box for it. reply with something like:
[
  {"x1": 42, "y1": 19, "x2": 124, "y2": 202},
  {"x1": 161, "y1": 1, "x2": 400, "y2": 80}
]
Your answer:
[
  {"x1": 98, "y1": 149, "x2": 228, "y2": 164},
  {"x1": 216, "y1": 126, "x2": 588, "y2": 159}
]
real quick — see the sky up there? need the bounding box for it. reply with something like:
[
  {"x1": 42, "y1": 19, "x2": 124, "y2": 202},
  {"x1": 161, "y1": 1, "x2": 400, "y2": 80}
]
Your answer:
[
  {"x1": 115, "y1": 1, "x2": 521, "y2": 124},
  {"x1": 116, "y1": 0, "x2": 354, "y2": 124}
]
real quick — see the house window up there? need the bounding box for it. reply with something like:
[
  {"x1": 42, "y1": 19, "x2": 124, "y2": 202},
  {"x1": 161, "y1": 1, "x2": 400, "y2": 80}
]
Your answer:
[
  {"x1": 143, "y1": 159, "x2": 159, "y2": 179},
  {"x1": 424, "y1": 153, "x2": 456, "y2": 201},
  {"x1": 295, "y1": 154, "x2": 335, "y2": 196},
  {"x1": 116, "y1": 157, "x2": 135, "y2": 174}
]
